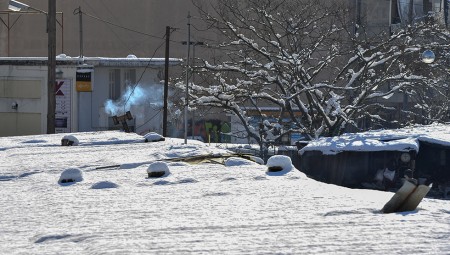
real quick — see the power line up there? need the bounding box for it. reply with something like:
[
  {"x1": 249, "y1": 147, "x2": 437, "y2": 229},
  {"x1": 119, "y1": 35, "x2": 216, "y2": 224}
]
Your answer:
[
  {"x1": 77, "y1": 2, "x2": 134, "y2": 54},
  {"x1": 96, "y1": 0, "x2": 136, "y2": 53},
  {"x1": 123, "y1": 34, "x2": 169, "y2": 112},
  {"x1": 79, "y1": 9, "x2": 165, "y2": 40},
  {"x1": 136, "y1": 108, "x2": 163, "y2": 131},
  {"x1": 131, "y1": 26, "x2": 181, "y2": 134},
  {"x1": 155, "y1": 16, "x2": 188, "y2": 37},
  {"x1": 78, "y1": 3, "x2": 170, "y2": 58},
  {"x1": 75, "y1": 3, "x2": 175, "y2": 133},
  {"x1": 176, "y1": 24, "x2": 218, "y2": 44}
]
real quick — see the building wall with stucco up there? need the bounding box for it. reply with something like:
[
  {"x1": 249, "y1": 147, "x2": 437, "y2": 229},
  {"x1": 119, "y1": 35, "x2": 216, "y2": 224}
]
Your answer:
[{"x1": 0, "y1": 0, "x2": 215, "y2": 59}]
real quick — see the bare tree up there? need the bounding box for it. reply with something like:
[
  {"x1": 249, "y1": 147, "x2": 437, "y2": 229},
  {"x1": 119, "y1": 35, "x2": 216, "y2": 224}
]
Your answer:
[{"x1": 179, "y1": 0, "x2": 450, "y2": 155}]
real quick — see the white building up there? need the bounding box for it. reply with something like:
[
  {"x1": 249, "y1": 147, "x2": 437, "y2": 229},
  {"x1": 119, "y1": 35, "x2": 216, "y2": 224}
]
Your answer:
[{"x1": 0, "y1": 55, "x2": 182, "y2": 136}]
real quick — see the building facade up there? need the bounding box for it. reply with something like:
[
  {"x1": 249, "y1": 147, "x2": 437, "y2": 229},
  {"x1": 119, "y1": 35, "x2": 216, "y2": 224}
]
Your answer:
[
  {"x1": 0, "y1": 1, "x2": 446, "y2": 59},
  {"x1": 0, "y1": 56, "x2": 182, "y2": 136},
  {"x1": 0, "y1": 0, "x2": 214, "y2": 59},
  {"x1": 0, "y1": 1, "x2": 448, "y2": 139}
]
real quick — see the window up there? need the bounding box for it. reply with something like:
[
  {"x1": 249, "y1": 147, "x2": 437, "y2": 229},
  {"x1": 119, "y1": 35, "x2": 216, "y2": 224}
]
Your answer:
[
  {"x1": 391, "y1": 0, "x2": 401, "y2": 24},
  {"x1": 123, "y1": 69, "x2": 136, "y2": 90},
  {"x1": 109, "y1": 69, "x2": 121, "y2": 100},
  {"x1": 392, "y1": 0, "x2": 443, "y2": 25}
]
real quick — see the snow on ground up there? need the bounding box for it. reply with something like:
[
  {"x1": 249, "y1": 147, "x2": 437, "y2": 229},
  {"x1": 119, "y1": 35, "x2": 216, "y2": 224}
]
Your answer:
[{"x1": 0, "y1": 131, "x2": 449, "y2": 254}]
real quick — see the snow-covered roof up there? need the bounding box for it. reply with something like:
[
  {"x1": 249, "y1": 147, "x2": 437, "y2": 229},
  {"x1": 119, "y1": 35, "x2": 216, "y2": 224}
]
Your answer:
[
  {"x1": 240, "y1": 106, "x2": 301, "y2": 111},
  {"x1": 0, "y1": 56, "x2": 183, "y2": 67},
  {"x1": 300, "y1": 123, "x2": 450, "y2": 155},
  {"x1": 0, "y1": 131, "x2": 449, "y2": 253}
]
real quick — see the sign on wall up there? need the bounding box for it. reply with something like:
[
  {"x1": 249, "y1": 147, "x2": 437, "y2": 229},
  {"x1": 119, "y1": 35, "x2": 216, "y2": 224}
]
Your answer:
[
  {"x1": 76, "y1": 66, "x2": 94, "y2": 92},
  {"x1": 55, "y1": 79, "x2": 72, "y2": 133}
]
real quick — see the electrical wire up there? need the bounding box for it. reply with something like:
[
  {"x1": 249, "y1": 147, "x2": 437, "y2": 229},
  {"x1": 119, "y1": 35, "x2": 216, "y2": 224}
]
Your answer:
[
  {"x1": 136, "y1": 108, "x2": 163, "y2": 131},
  {"x1": 78, "y1": 4, "x2": 184, "y2": 55},
  {"x1": 176, "y1": 24, "x2": 218, "y2": 45},
  {"x1": 72, "y1": 4, "x2": 218, "y2": 133},
  {"x1": 79, "y1": 8, "x2": 164, "y2": 40},
  {"x1": 79, "y1": 1, "x2": 135, "y2": 54},
  {"x1": 123, "y1": 37, "x2": 168, "y2": 113},
  {"x1": 97, "y1": 0, "x2": 138, "y2": 53},
  {"x1": 155, "y1": 16, "x2": 188, "y2": 39},
  {"x1": 127, "y1": 36, "x2": 170, "y2": 132},
  {"x1": 76, "y1": 2, "x2": 178, "y2": 133}
]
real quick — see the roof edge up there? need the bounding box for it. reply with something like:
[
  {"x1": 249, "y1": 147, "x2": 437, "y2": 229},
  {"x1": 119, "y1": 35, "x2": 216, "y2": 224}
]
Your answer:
[{"x1": 0, "y1": 56, "x2": 183, "y2": 67}]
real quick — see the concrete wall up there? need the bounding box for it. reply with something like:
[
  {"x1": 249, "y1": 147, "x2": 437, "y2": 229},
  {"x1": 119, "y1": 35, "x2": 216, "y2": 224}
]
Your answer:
[
  {"x1": 363, "y1": 0, "x2": 391, "y2": 36},
  {"x1": 87, "y1": 66, "x2": 165, "y2": 134},
  {"x1": 0, "y1": 64, "x2": 80, "y2": 136},
  {"x1": 0, "y1": 66, "x2": 46, "y2": 136},
  {"x1": 0, "y1": 60, "x2": 168, "y2": 137},
  {"x1": 0, "y1": 0, "x2": 215, "y2": 59},
  {"x1": 1, "y1": 1, "x2": 445, "y2": 60}
]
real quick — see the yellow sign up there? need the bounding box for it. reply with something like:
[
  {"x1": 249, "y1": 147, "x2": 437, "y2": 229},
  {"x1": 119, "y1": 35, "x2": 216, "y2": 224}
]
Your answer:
[
  {"x1": 76, "y1": 81, "x2": 92, "y2": 92},
  {"x1": 76, "y1": 69, "x2": 93, "y2": 92}
]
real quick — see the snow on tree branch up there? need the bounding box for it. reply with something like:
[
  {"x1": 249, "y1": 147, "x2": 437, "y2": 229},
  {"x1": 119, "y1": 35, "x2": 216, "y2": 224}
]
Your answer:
[{"x1": 187, "y1": 0, "x2": 450, "y2": 147}]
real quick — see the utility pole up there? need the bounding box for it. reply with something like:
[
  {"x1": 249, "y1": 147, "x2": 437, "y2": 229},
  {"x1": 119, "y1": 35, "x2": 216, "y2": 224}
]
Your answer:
[
  {"x1": 184, "y1": 12, "x2": 191, "y2": 144},
  {"x1": 163, "y1": 26, "x2": 170, "y2": 137},
  {"x1": 78, "y1": 6, "x2": 83, "y2": 58},
  {"x1": 8, "y1": 0, "x2": 56, "y2": 133},
  {"x1": 191, "y1": 41, "x2": 203, "y2": 138},
  {"x1": 182, "y1": 41, "x2": 204, "y2": 139},
  {"x1": 47, "y1": 0, "x2": 56, "y2": 134},
  {"x1": 73, "y1": 7, "x2": 83, "y2": 57}
]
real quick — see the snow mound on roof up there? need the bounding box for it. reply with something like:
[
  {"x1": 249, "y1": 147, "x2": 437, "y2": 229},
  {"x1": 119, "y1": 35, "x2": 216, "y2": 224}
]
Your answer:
[
  {"x1": 58, "y1": 168, "x2": 83, "y2": 183},
  {"x1": 249, "y1": 156, "x2": 264, "y2": 165},
  {"x1": 266, "y1": 155, "x2": 293, "y2": 176},
  {"x1": 91, "y1": 181, "x2": 119, "y2": 189},
  {"x1": 300, "y1": 137, "x2": 419, "y2": 155},
  {"x1": 147, "y1": 161, "x2": 170, "y2": 177},
  {"x1": 300, "y1": 123, "x2": 450, "y2": 155},
  {"x1": 168, "y1": 162, "x2": 190, "y2": 167},
  {"x1": 61, "y1": 135, "x2": 79, "y2": 146},
  {"x1": 144, "y1": 132, "x2": 164, "y2": 142},
  {"x1": 224, "y1": 157, "x2": 256, "y2": 166}
]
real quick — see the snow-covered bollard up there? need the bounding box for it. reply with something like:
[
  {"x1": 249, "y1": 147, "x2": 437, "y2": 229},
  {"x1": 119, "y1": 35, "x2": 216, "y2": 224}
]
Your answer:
[
  {"x1": 224, "y1": 157, "x2": 255, "y2": 167},
  {"x1": 266, "y1": 155, "x2": 292, "y2": 173},
  {"x1": 250, "y1": 156, "x2": 264, "y2": 165},
  {"x1": 144, "y1": 132, "x2": 165, "y2": 142},
  {"x1": 59, "y1": 168, "x2": 83, "y2": 184},
  {"x1": 147, "y1": 161, "x2": 170, "y2": 178},
  {"x1": 61, "y1": 135, "x2": 79, "y2": 146},
  {"x1": 91, "y1": 181, "x2": 119, "y2": 189}
]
